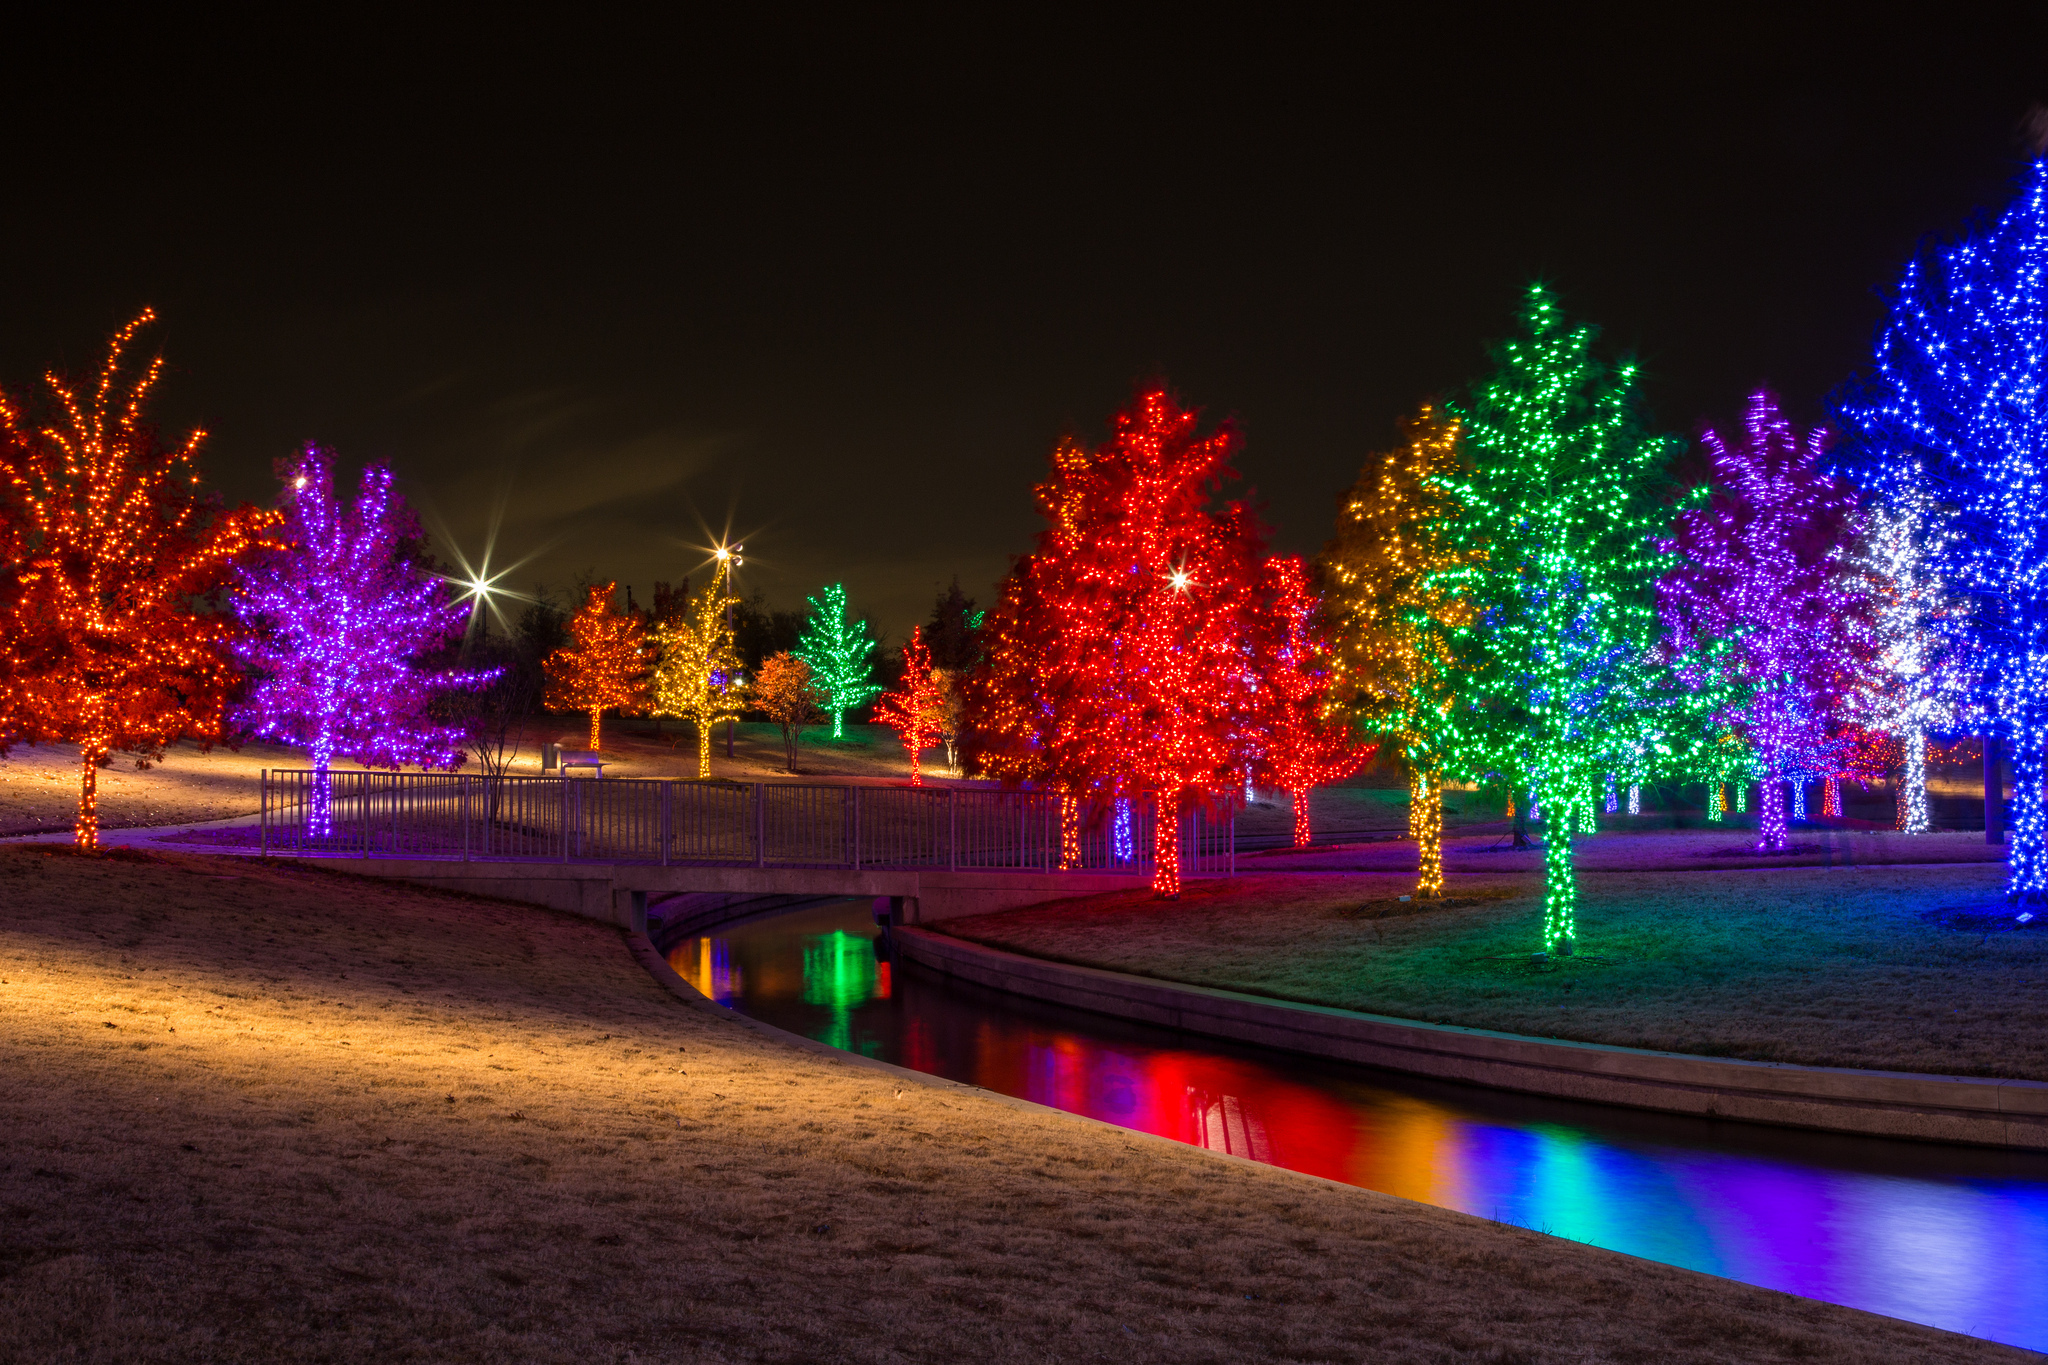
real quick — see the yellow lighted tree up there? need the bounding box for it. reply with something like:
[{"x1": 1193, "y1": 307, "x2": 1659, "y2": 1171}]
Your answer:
[
  {"x1": 1320, "y1": 405, "x2": 1472, "y2": 896},
  {"x1": 651, "y1": 557, "x2": 746, "y2": 778},
  {"x1": 544, "y1": 582, "x2": 650, "y2": 751},
  {"x1": 0, "y1": 311, "x2": 280, "y2": 848}
]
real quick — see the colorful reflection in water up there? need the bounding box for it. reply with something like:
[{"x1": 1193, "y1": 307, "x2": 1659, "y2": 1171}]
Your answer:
[{"x1": 667, "y1": 902, "x2": 2048, "y2": 1351}]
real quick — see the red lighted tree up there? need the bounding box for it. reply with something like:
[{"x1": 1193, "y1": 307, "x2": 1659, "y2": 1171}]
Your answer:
[
  {"x1": 1253, "y1": 557, "x2": 1374, "y2": 846},
  {"x1": 543, "y1": 582, "x2": 650, "y2": 751},
  {"x1": 970, "y1": 389, "x2": 1271, "y2": 896},
  {"x1": 872, "y1": 627, "x2": 947, "y2": 786},
  {"x1": 0, "y1": 311, "x2": 279, "y2": 848}
]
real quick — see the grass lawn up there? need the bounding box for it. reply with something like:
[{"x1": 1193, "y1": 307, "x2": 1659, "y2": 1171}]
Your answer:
[
  {"x1": 0, "y1": 848, "x2": 2021, "y2": 1363},
  {"x1": 944, "y1": 863, "x2": 2048, "y2": 1081}
]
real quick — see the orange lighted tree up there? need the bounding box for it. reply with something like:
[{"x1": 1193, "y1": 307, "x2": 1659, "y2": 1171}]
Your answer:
[
  {"x1": 872, "y1": 627, "x2": 948, "y2": 785},
  {"x1": 755, "y1": 651, "x2": 824, "y2": 772},
  {"x1": 544, "y1": 582, "x2": 650, "y2": 751},
  {"x1": 0, "y1": 311, "x2": 279, "y2": 848}
]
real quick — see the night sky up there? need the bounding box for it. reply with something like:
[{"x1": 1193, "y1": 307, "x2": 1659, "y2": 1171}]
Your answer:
[{"x1": 4, "y1": 19, "x2": 2043, "y2": 642}]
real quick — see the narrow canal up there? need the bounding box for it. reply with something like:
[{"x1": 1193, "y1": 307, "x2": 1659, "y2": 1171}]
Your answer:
[{"x1": 665, "y1": 900, "x2": 2048, "y2": 1352}]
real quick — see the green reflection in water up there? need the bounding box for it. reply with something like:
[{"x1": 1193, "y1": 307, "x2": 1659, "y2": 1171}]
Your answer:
[{"x1": 801, "y1": 930, "x2": 879, "y2": 1053}]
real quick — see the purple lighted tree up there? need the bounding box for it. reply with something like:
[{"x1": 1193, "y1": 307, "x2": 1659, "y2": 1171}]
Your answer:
[
  {"x1": 232, "y1": 448, "x2": 489, "y2": 835},
  {"x1": 1660, "y1": 393, "x2": 1865, "y2": 853}
]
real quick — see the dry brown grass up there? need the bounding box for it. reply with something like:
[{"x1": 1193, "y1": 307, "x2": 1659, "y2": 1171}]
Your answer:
[
  {"x1": 0, "y1": 847, "x2": 2028, "y2": 1362},
  {"x1": 946, "y1": 865, "x2": 2048, "y2": 1080}
]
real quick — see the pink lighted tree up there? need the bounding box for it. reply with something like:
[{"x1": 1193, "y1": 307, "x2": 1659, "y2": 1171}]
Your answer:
[
  {"x1": 232, "y1": 447, "x2": 489, "y2": 834},
  {"x1": 1660, "y1": 393, "x2": 1865, "y2": 853}
]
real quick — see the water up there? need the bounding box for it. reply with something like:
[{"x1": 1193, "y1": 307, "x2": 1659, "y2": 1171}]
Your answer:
[{"x1": 667, "y1": 901, "x2": 2048, "y2": 1351}]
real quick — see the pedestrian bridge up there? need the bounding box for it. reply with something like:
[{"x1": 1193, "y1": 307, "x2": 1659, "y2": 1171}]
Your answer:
[{"x1": 258, "y1": 771, "x2": 1236, "y2": 930}]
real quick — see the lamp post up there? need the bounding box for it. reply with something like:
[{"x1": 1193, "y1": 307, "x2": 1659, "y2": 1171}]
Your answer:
[{"x1": 718, "y1": 543, "x2": 744, "y2": 760}]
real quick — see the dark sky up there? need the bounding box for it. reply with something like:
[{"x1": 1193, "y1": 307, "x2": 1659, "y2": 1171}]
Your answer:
[{"x1": 3, "y1": 17, "x2": 2043, "y2": 644}]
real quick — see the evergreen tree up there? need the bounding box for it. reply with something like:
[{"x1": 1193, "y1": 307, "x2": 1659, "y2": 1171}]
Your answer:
[
  {"x1": 793, "y1": 582, "x2": 881, "y2": 739},
  {"x1": 1434, "y1": 286, "x2": 1730, "y2": 953}
]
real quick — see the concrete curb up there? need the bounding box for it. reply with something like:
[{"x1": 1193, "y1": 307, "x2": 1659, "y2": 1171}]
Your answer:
[{"x1": 895, "y1": 927, "x2": 2048, "y2": 1150}]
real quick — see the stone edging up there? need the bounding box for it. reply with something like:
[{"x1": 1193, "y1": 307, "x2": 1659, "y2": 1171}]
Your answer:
[{"x1": 894, "y1": 927, "x2": 2048, "y2": 1150}]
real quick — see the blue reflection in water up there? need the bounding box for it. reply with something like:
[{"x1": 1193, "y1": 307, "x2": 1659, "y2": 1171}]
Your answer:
[{"x1": 665, "y1": 901, "x2": 2048, "y2": 1351}]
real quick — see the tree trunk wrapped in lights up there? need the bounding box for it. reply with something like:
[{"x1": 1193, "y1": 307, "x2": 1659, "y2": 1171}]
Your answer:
[
  {"x1": 651, "y1": 556, "x2": 746, "y2": 778},
  {"x1": 1835, "y1": 158, "x2": 2048, "y2": 908},
  {"x1": 1432, "y1": 286, "x2": 1731, "y2": 954},
  {"x1": 1320, "y1": 404, "x2": 1472, "y2": 897},
  {"x1": 0, "y1": 312, "x2": 280, "y2": 848},
  {"x1": 1660, "y1": 393, "x2": 1865, "y2": 854},
  {"x1": 871, "y1": 627, "x2": 947, "y2": 787},
  {"x1": 231, "y1": 447, "x2": 492, "y2": 837},
  {"x1": 966, "y1": 394, "x2": 1274, "y2": 897},
  {"x1": 544, "y1": 583, "x2": 649, "y2": 752}
]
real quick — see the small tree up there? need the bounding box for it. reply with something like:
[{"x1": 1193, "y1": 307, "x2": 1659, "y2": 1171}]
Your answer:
[
  {"x1": 756, "y1": 651, "x2": 824, "y2": 772},
  {"x1": 1321, "y1": 404, "x2": 1473, "y2": 892},
  {"x1": 1253, "y1": 557, "x2": 1374, "y2": 846},
  {"x1": 1659, "y1": 393, "x2": 1865, "y2": 853},
  {"x1": 793, "y1": 582, "x2": 881, "y2": 739},
  {"x1": 543, "y1": 582, "x2": 650, "y2": 751},
  {"x1": 650, "y1": 556, "x2": 746, "y2": 778},
  {"x1": 1841, "y1": 472, "x2": 1973, "y2": 833},
  {"x1": 233, "y1": 448, "x2": 488, "y2": 835},
  {"x1": 0, "y1": 312, "x2": 279, "y2": 848},
  {"x1": 872, "y1": 628, "x2": 948, "y2": 785}
]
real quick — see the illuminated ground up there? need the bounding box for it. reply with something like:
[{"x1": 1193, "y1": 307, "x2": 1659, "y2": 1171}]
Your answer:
[
  {"x1": 944, "y1": 857, "x2": 2048, "y2": 1080},
  {"x1": 0, "y1": 846, "x2": 2018, "y2": 1363}
]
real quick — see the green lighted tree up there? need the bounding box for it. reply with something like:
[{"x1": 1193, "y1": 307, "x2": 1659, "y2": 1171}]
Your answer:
[
  {"x1": 793, "y1": 582, "x2": 881, "y2": 739},
  {"x1": 1433, "y1": 285, "x2": 1731, "y2": 954}
]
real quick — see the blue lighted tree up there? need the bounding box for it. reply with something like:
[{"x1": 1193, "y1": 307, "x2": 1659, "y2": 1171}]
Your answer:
[{"x1": 1834, "y1": 157, "x2": 2048, "y2": 907}]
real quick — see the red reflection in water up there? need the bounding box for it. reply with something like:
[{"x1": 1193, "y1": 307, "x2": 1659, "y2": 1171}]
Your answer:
[{"x1": 665, "y1": 904, "x2": 2048, "y2": 1353}]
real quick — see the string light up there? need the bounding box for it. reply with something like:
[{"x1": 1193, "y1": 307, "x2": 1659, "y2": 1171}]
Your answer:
[
  {"x1": 232, "y1": 447, "x2": 489, "y2": 836},
  {"x1": 1252, "y1": 557, "x2": 1373, "y2": 847},
  {"x1": 651, "y1": 553, "x2": 747, "y2": 779},
  {"x1": 544, "y1": 582, "x2": 650, "y2": 752},
  {"x1": 1627, "y1": 783, "x2": 1641, "y2": 815},
  {"x1": 793, "y1": 583, "x2": 882, "y2": 741},
  {"x1": 1659, "y1": 392, "x2": 1862, "y2": 853},
  {"x1": 0, "y1": 311, "x2": 279, "y2": 849},
  {"x1": 967, "y1": 389, "x2": 1273, "y2": 896},
  {"x1": 1835, "y1": 158, "x2": 2048, "y2": 905},
  {"x1": 872, "y1": 626, "x2": 947, "y2": 787},
  {"x1": 1838, "y1": 475, "x2": 1970, "y2": 835},
  {"x1": 1430, "y1": 285, "x2": 1732, "y2": 953},
  {"x1": 1320, "y1": 405, "x2": 1470, "y2": 896}
]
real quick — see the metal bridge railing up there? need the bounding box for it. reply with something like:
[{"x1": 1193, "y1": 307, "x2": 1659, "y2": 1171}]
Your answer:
[{"x1": 257, "y1": 771, "x2": 1235, "y2": 875}]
